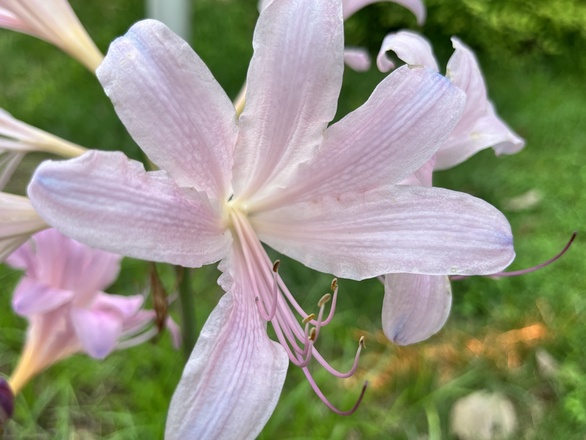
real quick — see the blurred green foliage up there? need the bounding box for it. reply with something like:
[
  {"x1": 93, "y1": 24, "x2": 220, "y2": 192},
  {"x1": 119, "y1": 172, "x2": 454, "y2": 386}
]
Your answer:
[{"x1": 348, "y1": 0, "x2": 586, "y2": 68}]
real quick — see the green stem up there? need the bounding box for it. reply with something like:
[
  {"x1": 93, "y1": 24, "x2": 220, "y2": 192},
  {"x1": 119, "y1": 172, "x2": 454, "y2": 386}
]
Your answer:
[{"x1": 176, "y1": 266, "x2": 198, "y2": 360}]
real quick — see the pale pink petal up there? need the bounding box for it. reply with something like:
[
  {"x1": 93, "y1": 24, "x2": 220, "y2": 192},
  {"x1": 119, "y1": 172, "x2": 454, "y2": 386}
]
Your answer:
[
  {"x1": 445, "y1": 37, "x2": 489, "y2": 136},
  {"x1": 252, "y1": 66, "x2": 465, "y2": 211},
  {"x1": 121, "y1": 309, "x2": 155, "y2": 335},
  {"x1": 28, "y1": 151, "x2": 232, "y2": 267},
  {"x1": 11, "y1": 278, "x2": 74, "y2": 316},
  {"x1": 91, "y1": 293, "x2": 144, "y2": 320},
  {"x1": 382, "y1": 274, "x2": 451, "y2": 345},
  {"x1": 0, "y1": 107, "x2": 87, "y2": 157},
  {"x1": 97, "y1": 20, "x2": 237, "y2": 199},
  {"x1": 400, "y1": 155, "x2": 436, "y2": 186},
  {"x1": 165, "y1": 316, "x2": 182, "y2": 349},
  {"x1": 0, "y1": 192, "x2": 47, "y2": 263},
  {"x1": 70, "y1": 305, "x2": 123, "y2": 359},
  {"x1": 0, "y1": 1, "x2": 103, "y2": 71},
  {"x1": 435, "y1": 103, "x2": 526, "y2": 170},
  {"x1": 434, "y1": 37, "x2": 525, "y2": 169},
  {"x1": 253, "y1": 185, "x2": 514, "y2": 280},
  {"x1": 29, "y1": 229, "x2": 121, "y2": 302},
  {"x1": 5, "y1": 237, "x2": 35, "y2": 273},
  {"x1": 0, "y1": 9, "x2": 30, "y2": 34},
  {"x1": 165, "y1": 290, "x2": 288, "y2": 439},
  {"x1": 344, "y1": 47, "x2": 371, "y2": 71},
  {"x1": 343, "y1": 0, "x2": 426, "y2": 25},
  {"x1": 376, "y1": 30, "x2": 439, "y2": 73},
  {"x1": 233, "y1": 0, "x2": 344, "y2": 200},
  {"x1": 0, "y1": 151, "x2": 25, "y2": 190}
]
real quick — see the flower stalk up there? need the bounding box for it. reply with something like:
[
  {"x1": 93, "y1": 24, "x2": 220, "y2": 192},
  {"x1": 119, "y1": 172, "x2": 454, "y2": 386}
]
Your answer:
[{"x1": 176, "y1": 266, "x2": 198, "y2": 359}]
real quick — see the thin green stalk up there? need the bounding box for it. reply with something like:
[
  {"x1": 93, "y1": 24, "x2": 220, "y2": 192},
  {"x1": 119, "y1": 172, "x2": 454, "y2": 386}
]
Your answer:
[{"x1": 176, "y1": 266, "x2": 198, "y2": 360}]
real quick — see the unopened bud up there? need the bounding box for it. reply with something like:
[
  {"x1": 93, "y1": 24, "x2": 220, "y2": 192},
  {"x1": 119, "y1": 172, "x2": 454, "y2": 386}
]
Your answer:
[{"x1": 0, "y1": 377, "x2": 14, "y2": 427}]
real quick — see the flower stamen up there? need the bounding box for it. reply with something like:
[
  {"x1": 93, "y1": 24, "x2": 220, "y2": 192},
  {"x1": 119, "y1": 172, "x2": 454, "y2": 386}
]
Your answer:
[
  {"x1": 451, "y1": 231, "x2": 577, "y2": 280},
  {"x1": 302, "y1": 367, "x2": 368, "y2": 416}
]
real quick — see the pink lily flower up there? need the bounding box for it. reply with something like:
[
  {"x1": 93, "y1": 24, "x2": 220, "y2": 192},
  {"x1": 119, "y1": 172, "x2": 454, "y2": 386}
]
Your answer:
[
  {"x1": 377, "y1": 31, "x2": 525, "y2": 345},
  {"x1": 0, "y1": 192, "x2": 46, "y2": 262},
  {"x1": 0, "y1": 0, "x2": 103, "y2": 71},
  {"x1": 259, "y1": 0, "x2": 426, "y2": 71},
  {"x1": 5, "y1": 228, "x2": 175, "y2": 395},
  {"x1": 28, "y1": 0, "x2": 514, "y2": 436},
  {"x1": 377, "y1": 31, "x2": 525, "y2": 168},
  {"x1": 0, "y1": 108, "x2": 86, "y2": 190}
]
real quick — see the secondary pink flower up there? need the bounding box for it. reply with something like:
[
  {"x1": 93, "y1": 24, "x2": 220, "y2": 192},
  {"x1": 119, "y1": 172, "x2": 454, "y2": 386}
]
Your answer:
[
  {"x1": 28, "y1": 0, "x2": 514, "y2": 436},
  {"x1": 0, "y1": 192, "x2": 46, "y2": 262},
  {"x1": 378, "y1": 32, "x2": 525, "y2": 345},
  {"x1": 377, "y1": 31, "x2": 525, "y2": 168},
  {"x1": 5, "y1": 228, "x2": 173, "y2": 395},
  {"x1": 0, "y1": 0, "x2": 103, "y2": 71},
  {"x1": 0, "y1": 108, "x2": 86, "y2": 189}
]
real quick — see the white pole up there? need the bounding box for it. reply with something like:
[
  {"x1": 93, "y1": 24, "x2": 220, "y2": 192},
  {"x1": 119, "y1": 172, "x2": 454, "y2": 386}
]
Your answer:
[{"x1": 146, "y1": 0, "x2": 191, "y2": 41}]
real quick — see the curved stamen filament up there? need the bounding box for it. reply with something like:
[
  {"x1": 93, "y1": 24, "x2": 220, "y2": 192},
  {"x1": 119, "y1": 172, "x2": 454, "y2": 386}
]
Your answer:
[
  {"x1": 230, "y1": 210, "x2": 366, "y2": 412},
  {"x1": 302, "y1": 367, "x2": 368, "y2": 416},
  {"x1": 311, "y1": 336, "x2": 365, "y2": 379},
  {"x1": 451, "y1": 231, "x2": 577, "y2": 281}
]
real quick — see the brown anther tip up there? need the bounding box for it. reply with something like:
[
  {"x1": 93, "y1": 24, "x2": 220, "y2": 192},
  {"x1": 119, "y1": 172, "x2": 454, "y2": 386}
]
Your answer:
[
  {"x1": 331, "y1": 278, "x2": 338, "y2": 291},
  {"x1": 359, "y1": 336, "x2": 366, "y2": 349},
  {"x1": 317, "y1": 293, "x2": 332, "y2": 307},
  {"x1": 272, "y1": 260, "x2": 281, "y2": 272},
  {"x1": 308, "y1": 327, "x2": 317, "y2": 341},
  {"x1": 302, "y1": 313, "x2": 316, "y2": 325}
]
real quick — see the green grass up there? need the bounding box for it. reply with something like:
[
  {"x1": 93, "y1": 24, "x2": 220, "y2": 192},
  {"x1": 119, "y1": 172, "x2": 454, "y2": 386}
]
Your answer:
[{"x1": 1, "y1": 0, "x2": 586, "y2": 438}]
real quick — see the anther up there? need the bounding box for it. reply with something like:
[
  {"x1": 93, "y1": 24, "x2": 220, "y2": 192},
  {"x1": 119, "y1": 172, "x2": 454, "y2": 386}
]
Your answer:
[
  {"x1": 308, "y1": 327, "x2": 317, "y2": 341},
  {"x1": 303, "y1": 313, "x2": 316, "y2": 325},
  {"x1": 273, "y1": 259, "x2": 281, "y2": 272},
  {"x1": 331, "y1": 278, "x2": 338, "y2": 291},
  {"x1": 318, "y1": 293, "x2": 332, "y2": 308},
  {"x1": 359, "y1": 336, "x2": 366, "y2": 349}
]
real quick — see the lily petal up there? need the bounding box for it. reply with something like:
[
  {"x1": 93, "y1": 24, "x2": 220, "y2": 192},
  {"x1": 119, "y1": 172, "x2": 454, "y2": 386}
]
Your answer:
[
  {"x1": 253, "y1": 66, "x2": 465, "y2": 211},
  {"x1": 29, "y1": 228, "x2": 121, "y2": 300},
  {"x1": 12, "y1": 278, "x2": 75, "y2": 316},
  {"x1": 344, "y1": 47, "x2": 372, "y2": 71},
  {"x1": 253, "y1": 185, "x2": 514, "y2": 280},
  {"x1": 445, "y1": 38, "x2": 489, "y2": 133},
  {"x1": 233, "y1": 0, "x2": 344, "y2": 200},
  {"x1": 91, "y1": 293, "x2": 144, "y2": 321},
  {"x1": 343, "y1": 0, "x2": 426, "y2": 25},
  {"x1": 166, "y1": 291, "x2": 288, "y2": 439},
  {"x1": 435, "y1": 102, "x2": 526, "y2": 170},
  {"x1": 0, "y1": 0, "x2": 103, "y2": 71},
  {"x1": 0, "y1": 192, "x2": 47, "y2": 263},
  {"x1": 97, "y1": 20, "x2": 238, "y2": 199},
  {"x1": 435, "y1": 38, "x2": 525, "y2": 169},
  {"x1": 70, "y1": 305, "x2": 124, "y2": 359},
  {"x1": 382, "y1": 274, "x2": 451, "y2": 345},
  {"x1": 376, "y1": 30, "x2": 439, "y2": 73},
  {"x1": 28, "y1": 150, "x2": 232, "y2": 267}
]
